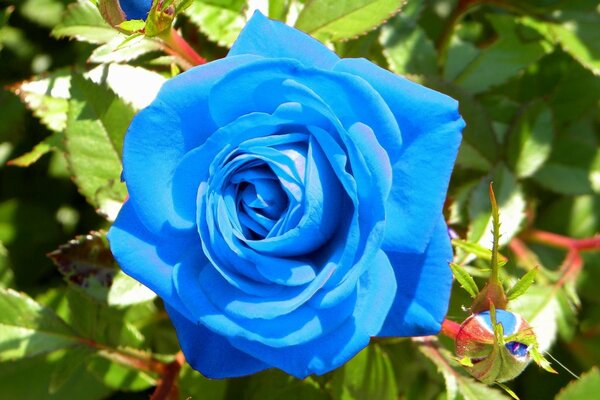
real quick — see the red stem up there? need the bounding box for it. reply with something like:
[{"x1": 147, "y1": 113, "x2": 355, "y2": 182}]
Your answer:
[
  {"x1": 151, "y1": 351, "x2": 185, "y2": 400},
  {"x1": 523, "y1": 229, "x2": 600, "y2": 251},
  {"x1": 78, "y1": 338, "x2": 167, "y2": 375},
  {"x1": 160, "y1": 28, "x2": 206, "y2": 69}
]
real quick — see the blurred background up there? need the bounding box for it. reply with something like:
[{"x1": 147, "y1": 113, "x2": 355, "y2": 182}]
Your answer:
[{"x1": 1, "y1": 0, "x2": 599, "y2": 399}]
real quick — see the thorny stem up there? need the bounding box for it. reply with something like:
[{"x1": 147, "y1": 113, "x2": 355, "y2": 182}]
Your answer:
[
  {"x1": 159, "y1": 28, "x2": 206, "y2": 70},
  {"x1": 489, "y1": 183, "x2": 501, "y2": 286}
]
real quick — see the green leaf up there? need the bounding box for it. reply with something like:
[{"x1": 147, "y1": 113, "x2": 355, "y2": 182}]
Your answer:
[
  {"x1": 52, "y1": 0, "x2": 118, "y2": 44},
  {"x1": 496, "y1": 382, "x2": 520, "y2": 400},
  {"x1": 0, "y1": 241, "x2": 14, "y2": 289},
  {"x1": 107, "y1": 271, "x2": 156, "y2": 307},
  {"x1": 242, "y1": 369, "x2": 327, "y2": 400},
  {"x1": 8, "y1": 131, "x2": 64, "y2": 167},
  {"x1": 427, "y1": 81, "x2": 499, "y2": 171},
  {"x1": 550, "y1": 5, "x2": 600, "y2": 76},
  {"x1": 507, "y1": 101, "x2": 554, "y2": 178},
  {"x1": 532, "y1": 123, "x2": 600, "y2": 195},
  {"x1": 89, "y1": 35, "x2": 162, "y2": 64},
  {"x1": 452, "y1": 239, "x2": 508, "y2": 266},
  {"x1": 10, "y1": 69, "x2": 70, "y2": 133},
  {"x1": 0, "y1": 350, "x2": 111, "y2": 400},
  {"x1": 0, "y1": 288, "x2": 79, "y2": 361},
  {"x1": 86, "y1": 354, "x2": 157, "y2": 391},
  {"x1": 186, "y1": 0, "x2": 247, "y2": 47},
  {"x1": 47, "y1": 231, "x2": 117, "y2": 302},
  {"x1": 329, "y1": 344, "x2": 397, "y2": 400},
  {"x1": 557, "y1": 367, "x2": 600, "y2": 400},
  {"x1": 449, "y1": 263, "x2": 479, "y2": 298},
  {"x1": 178, "y1": 363, "x2": 228, "y2": 400},
  {"x1": 21, "y1": 0, "x2": 65, "y2": 28},
  {"x1": 268, "y1": 0, "x2": 291, "y2": 21},
  {"x1": 380, "y1": 2, "x2": 437, "y2": 76},
  {"x1": 529, "y1": 346, "x2": 557, "y2": 374},
  {"x1": 64, "y1": 73, "x2": 133, "y2": 212},
  {"x1": 85, "y1": 64, "x2": 166, "y2": 110},
  {"x1": 295, "y1": 0, "x2": 403, "y2": 42},
  {"x1": 506, "y1": 268, "x2": 538, "y2": 301},
  {"x1": 64, "y1": 289, "x2": 145, "y2": 349},
  {"x1": 466, "y1": 165, "x2": 526, "y2": 256},
  {"x1": 48, "y1": 344, "x2": 95, "y2": 394},
  {"x1": 448, "y1": 15, "x2": 553, "y2": 94},
  {"x1": 9, "y1": 65, "x2": 163, "y2": 169}
]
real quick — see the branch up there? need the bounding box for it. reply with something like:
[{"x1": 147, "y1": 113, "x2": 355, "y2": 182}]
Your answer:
[
  {"x1": 522, "y1": 229, "x2": 600, "y2": 252},
  {"x1": 151, "y1": 351, "x2": 186, "y2": 400},
  {"x1": 159, "y1": 28, "x2": 207, "y2": 70}
]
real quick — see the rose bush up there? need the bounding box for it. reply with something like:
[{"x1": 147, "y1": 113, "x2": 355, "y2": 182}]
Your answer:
[{"x1": 108, "y1": 12, "x2": 465, "y2": 379}]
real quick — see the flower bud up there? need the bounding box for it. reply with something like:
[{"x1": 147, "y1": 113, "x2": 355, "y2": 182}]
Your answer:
[
  {"x1": 98, "y1": 0, "x2": 152, "y2": 27},
  {"x1": 456, "y1": 309, "x2": 534, "y2": 384}
]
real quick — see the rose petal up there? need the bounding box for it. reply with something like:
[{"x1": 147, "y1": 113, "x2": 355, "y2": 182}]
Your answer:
[
  {"x1": 172, "y1": 250, "x2": 355, "y2": 347},
  {"x1": 107, "y1": 201, "x2": 197, "y2": 321},
  {"x1": 209, "y1": 59, "x2": 401, "y2": 158},
  {"x1": 123, "y1": 55, "x2": 260, "y2": 234},
  {"x1": 227, "y1": 250, "x2": 396, "y2": 378},
  {"x1": 165, "y1": 305, "x2": 269, "y2": 379},
  {"x1": 377, "y1": 217, "x2": 453, "y2": 336},
  {"x1": 334, "y1": 58, "x2": 464, "y2": 253},
  {"x1": 229, "y1": 11, "x2": 339, "y2": 69}
]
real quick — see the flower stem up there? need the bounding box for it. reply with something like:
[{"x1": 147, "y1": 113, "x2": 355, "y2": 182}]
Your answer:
[
  {"x1": 159, "y1": 28, "x2": 206, "y2": 70},
  {"x1": 522, "y1": 229, "x2": 600, "y2": 252},
  {"x1": 78, "y1": 337, "x2": 167, "y2": 375},
  {"x1": 151, "y1": 351, "x2": 185, "y2": 400}
]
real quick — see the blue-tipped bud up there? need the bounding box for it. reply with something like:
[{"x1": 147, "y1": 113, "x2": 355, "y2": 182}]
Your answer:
[
  {"x1": 120, "y1": 0, "x2": 152, "y2": 20},
  {"x1": 98, "y1": 0, "x2": 152, "y2": 28},
  {"x1": 455, "y1": 310, "x2": 535, "y2": 384}
]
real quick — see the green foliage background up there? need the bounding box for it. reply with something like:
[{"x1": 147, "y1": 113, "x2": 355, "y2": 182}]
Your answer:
[{"x1": 0, "y1": 0, "x2": 599, "y2": 399}]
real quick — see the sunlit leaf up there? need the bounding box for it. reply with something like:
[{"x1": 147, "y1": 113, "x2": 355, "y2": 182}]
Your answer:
[
  {"x1": 448, "y1": 15, "x2": 552, "y2": 94},
  {"x1": 51, "y1": 0, "x2": 118, "y2": 44},
  {"x1": 507, "y1": 101, "x2": 554, "y2": 178},
  {"x1": 0, "y1": 288, "x2": 79, "y2": 361},
  {"x1": 556, "y1": 367, "x2": 600, "y2": 400},
  {"x1": 295, "y1": 0, "x2": 403, "y2": 42},
  {"x1": 64, "y1": 73, "x2": 133, "y2": 211},
  {"x1": 186, "y1": 0, "x2": 247, "y2": 47},
  {"x1": 506, "y1": 268, "x2": 538, "y2": 301},
  {"x1": 108, "y1": 271, "x2": 156, "y2": 307}
]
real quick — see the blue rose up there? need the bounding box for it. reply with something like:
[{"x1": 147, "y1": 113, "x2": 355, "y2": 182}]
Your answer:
[{"x1": 108, "y1": 12, "x2": 464, "y2": 379}]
